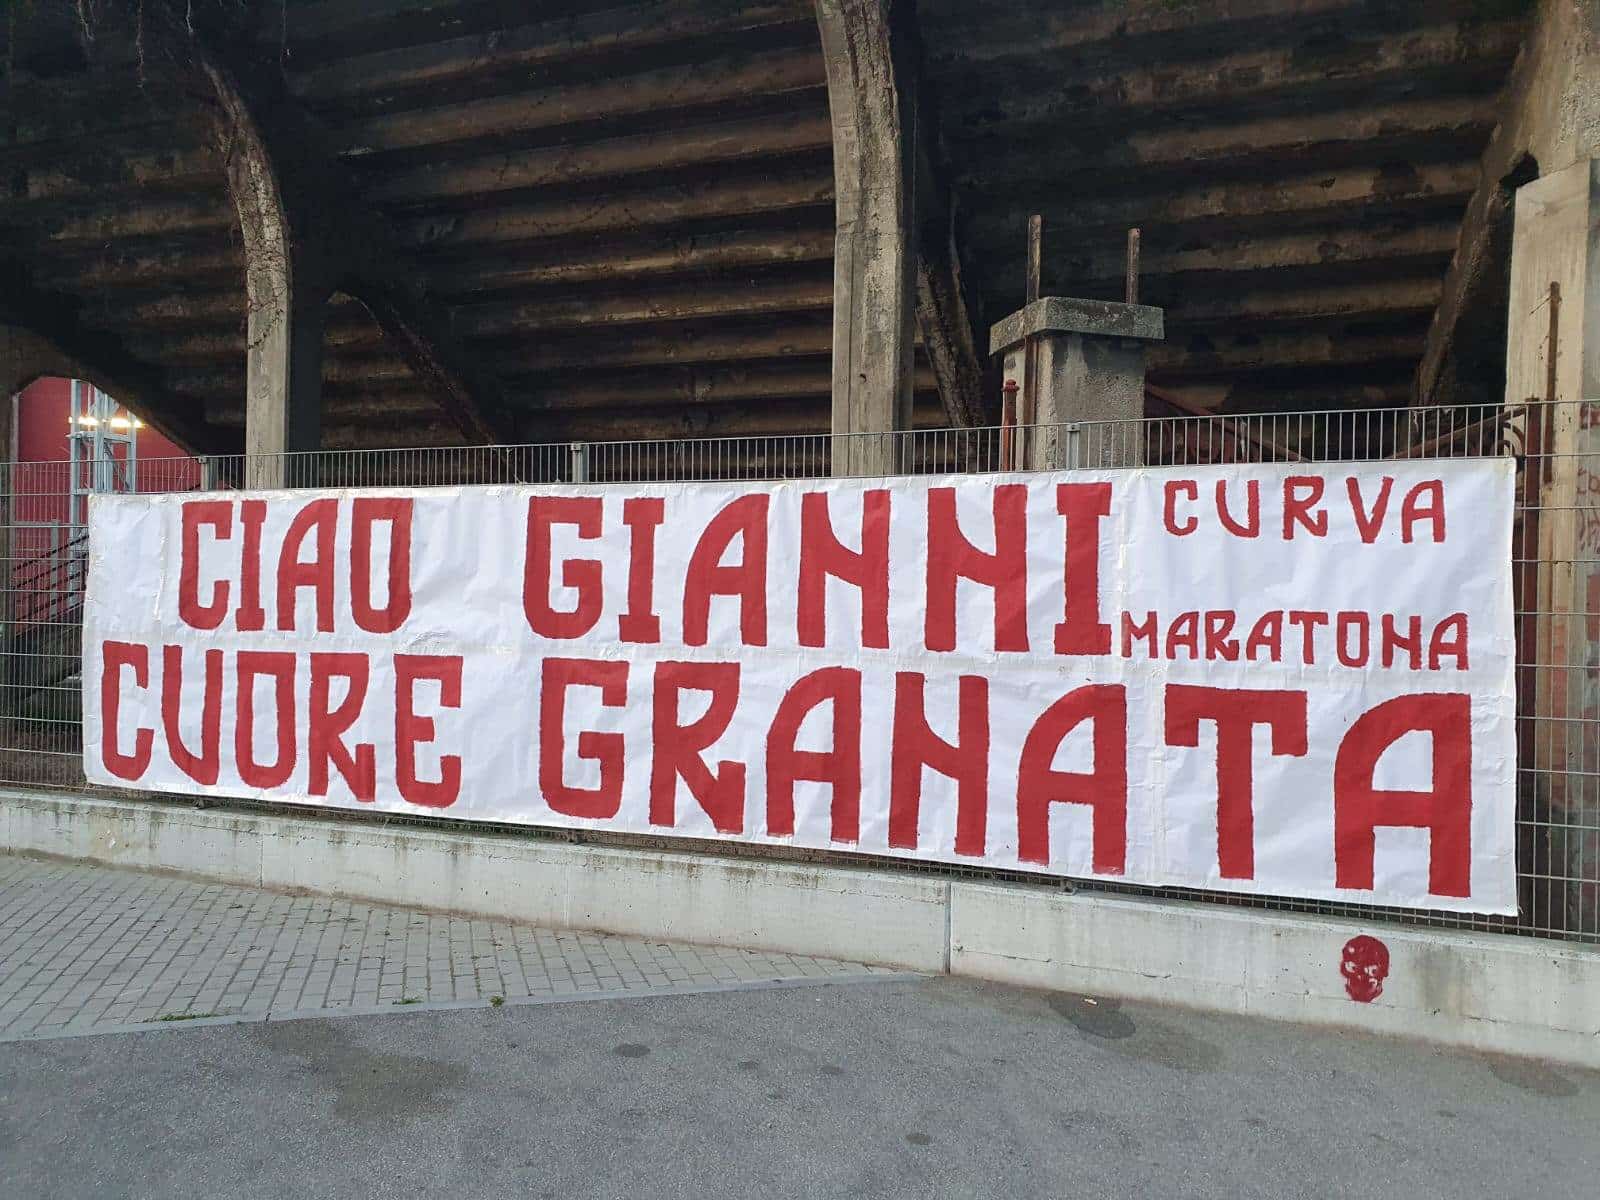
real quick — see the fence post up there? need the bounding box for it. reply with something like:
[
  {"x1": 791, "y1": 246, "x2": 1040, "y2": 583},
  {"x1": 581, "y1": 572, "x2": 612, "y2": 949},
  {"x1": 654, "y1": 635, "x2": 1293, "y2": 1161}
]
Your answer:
[{"x1": 569, "y1": 441, "x2": 590, "y2": 484}]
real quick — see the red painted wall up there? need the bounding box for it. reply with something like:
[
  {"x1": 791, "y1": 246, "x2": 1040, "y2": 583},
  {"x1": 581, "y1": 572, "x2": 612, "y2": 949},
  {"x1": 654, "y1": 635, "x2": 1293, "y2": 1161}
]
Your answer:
[{"x1": 10, "y1": 377, "x2": 202, "y2": 622}]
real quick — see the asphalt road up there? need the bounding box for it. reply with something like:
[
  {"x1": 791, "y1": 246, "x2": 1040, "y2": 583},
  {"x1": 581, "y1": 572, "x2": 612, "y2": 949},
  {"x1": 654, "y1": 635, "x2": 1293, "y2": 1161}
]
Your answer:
[{"x1": 2, "y1": 975, "x2": 1595, "y2": 1199}]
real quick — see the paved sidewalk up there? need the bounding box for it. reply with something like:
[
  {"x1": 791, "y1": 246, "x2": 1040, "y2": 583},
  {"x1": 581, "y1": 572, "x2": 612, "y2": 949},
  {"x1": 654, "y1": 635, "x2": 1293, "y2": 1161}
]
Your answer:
[{"x1": 0, "y1": 854, "x2": 899, "y2": 1041}]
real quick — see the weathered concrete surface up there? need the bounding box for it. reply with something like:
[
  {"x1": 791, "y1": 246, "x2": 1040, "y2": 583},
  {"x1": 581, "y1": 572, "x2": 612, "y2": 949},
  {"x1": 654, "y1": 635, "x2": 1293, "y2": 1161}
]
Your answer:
[
  {"x1": 7, "y1": 789, "x2": 1600, "y2": 1067},
  {"x1": 0, "y1": 790, "x2": 951, "y2": 972},
  {"x1": 818, "y1": 0, "x2": 917, "y2": 474},
  {"x1": 1417, "y1": 0, "x2": 1600, "y2": 408},
  {"x1": 991, "y1": 297, "x2": 1162, "y2": 469},
  {"x1": 2, "y1": 976, "x2": 1598, "y2": 1199},
  {"x1": 0, "y1": 854, "x2": 903, "y2": 1041},
  {"x1": 951, "y1": 882, "x2": 1600, "y2": 1070},
  {"x1": 1503, "y1": 157, "x2": 1600, "y2": 932},
  {"x1": 989, "y1": 297, "x2": 1165, "y2": 352}
]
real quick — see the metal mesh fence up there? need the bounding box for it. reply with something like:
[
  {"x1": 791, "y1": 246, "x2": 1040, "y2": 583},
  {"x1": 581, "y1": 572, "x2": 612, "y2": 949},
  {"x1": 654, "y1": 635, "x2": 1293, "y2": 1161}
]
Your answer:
[{"x1": 1, "y1": 402, "x2": 1593, "y2": 941}]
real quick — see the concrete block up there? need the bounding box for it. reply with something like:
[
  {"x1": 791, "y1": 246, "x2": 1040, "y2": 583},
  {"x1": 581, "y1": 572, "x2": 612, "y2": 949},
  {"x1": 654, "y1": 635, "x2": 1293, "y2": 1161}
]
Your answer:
[
  {"x1": 20, "y1": 790, "x2": 949, "y2": 972},
  {"x1": 948, "y1": 881, "x2": 1600, "y2": 1067}
]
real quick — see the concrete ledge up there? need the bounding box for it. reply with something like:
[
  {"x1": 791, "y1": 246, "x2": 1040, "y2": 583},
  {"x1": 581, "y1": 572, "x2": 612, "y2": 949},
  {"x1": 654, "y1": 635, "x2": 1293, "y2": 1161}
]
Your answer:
[
  {"x1": 0, "y1": 790, "x2": 950, "y2": 972},
  {"x1": 5, "y1": 789, "x2": 1598, "y2": 1066},
  {"x1": 950, "y1": 882, "x2": 1600, "y2": 1067},
  {"x1": 989, "y1": 296, "x2": 1165, "y2": 353}
]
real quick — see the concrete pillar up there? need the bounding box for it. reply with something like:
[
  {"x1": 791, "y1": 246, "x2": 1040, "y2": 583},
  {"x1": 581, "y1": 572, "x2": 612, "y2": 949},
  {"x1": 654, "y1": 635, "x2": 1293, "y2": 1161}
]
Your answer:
[
  {"x1": 989, "y1": 298, "x2": 1164, "y2": 469},
  {"x1": 816, "y1": 0, "x2": 917, "y2": 476},
  {"x1": 242, "y1": 274, "x2": 324, "y2": 487},
  {"x1": 1419, "y1": 0, "x2": 1600, "y2": 407},
  {"x1": 213, "y1": 68, "x2": 326, "y2": 489},
  {"x1": 1505, "y1": 157, "x2": 1600, "y2": 931}
]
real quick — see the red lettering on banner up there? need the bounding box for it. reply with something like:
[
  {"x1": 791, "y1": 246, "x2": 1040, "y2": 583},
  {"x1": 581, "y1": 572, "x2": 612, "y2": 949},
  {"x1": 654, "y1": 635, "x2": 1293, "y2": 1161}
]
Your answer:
[
  {"x1": 540, "y1": 658, "x2": 628, "y2": 819},
  {"x1": 1055, "y1": 483, "x2": 1112, "y2": 655},
  {"x1": 1122, "y1": 611, "x2": 1158, "y2": 657},
  {"x1": 1244, "y1": 612, "x2": 1283, "y2": 662},
  {"x1": 1166, "y1": 611, "x2": 1199, "y2": 659},
  {"x1": 236, "y1": 650, "x2": 296, "y2": 789},
  {"x1": 797, "y1": 490, "x2": 889, "y2": 649},
  {"x1": 925, "y1": 485, "x2": 1028, "y2": 653},
  {"x1": 1287, "y1": 610, "x2": 1328, "y2": 663},
  {"x1": 650, "y1": 661, "x2": 745, "y2": 832},
  {"x1": 619, "y1": 498, "x2": 665, "y2": 644},
  {"x1": 309, "y1": 653, "x2": 375, "y2": 802},
  {"x1": 1334, "y1": 693, "x2": 1471, "y2": 897},
  {"x1": 395, "y1": 655, "x2": 463, "y2": 809},
  {"x1": 765, "y1": 667, "x2": 863, "y2": 843},
  {"x1": 1430, "y1": 613, "x2": 1468, "y2": 670},
  {"x1": 889, "y1": 673, "x2": 989, "y2": 856},
  {"x1": 1016, "y1": 685, "x2": 1127, "y2": 873},
  {"x1": 1348, "y1": 476, "x2": 1395, "y2": 544},
  {"x1": 524, "y1": 497, "x2": 603, "y2": 640},
  {"x1": 236, "y1": 500, "x2": 267, "y2": 631},
  {"x1": 1283, "y1": 477, "x2": 1328, "y2": 538},
  {"x1": 350, "y1": 498, "x2": 413, "y2": 634},
  {"x1": 178, "y1": 501, "x2": 231, "y2": 630},
  {"x1": 1205, "y1": 612, "x2": 1240, "y2": 661},
  {"x1": 101, "y1": 641, "x2": 152, "y2": 781},
  {"x1": 1216, "y1": 479, "x2": 1259, "y2": 538},
  {"x1": 1336, "y1": 611, "x2": 1370, "y2": 668},
  {"x1": 1164, "y1": 481, "x2": 1198, "y2": 535},
  {"x1": 1382, "y1": 614, "x2": 1423, "y2": 670},
  {"x1": 1165, "y1": 686, "x2": 1308, "y2": 880},
  {"x1": 1402, "y1": 480, "x2": 1446, "y2": 543},
  {"x1": 161, "y1": 645, "x2": 222, "y2": 785},
  {"x1": 277, "y1": 499, "x2": 338, "y2": 632},
  {"x1": 684, "y1": 497, "x2": 770, "y2": 647}
]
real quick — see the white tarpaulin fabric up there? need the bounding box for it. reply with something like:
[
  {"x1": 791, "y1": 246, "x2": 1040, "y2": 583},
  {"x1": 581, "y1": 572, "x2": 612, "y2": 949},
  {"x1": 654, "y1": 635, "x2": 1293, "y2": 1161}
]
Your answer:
[{"x1": 82, "y1": 460, "x2": 1518, "y2": 913}]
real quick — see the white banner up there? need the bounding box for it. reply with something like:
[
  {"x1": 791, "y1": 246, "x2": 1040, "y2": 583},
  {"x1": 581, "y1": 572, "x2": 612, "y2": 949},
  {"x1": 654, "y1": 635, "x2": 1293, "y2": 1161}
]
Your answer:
[{"x1": 82, "y1": 460, "x2": 1518, "y2": 913}]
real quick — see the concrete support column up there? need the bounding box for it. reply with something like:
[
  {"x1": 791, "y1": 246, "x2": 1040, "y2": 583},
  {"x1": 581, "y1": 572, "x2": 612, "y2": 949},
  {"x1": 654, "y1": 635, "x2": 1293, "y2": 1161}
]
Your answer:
[
  {"x1": 1505, "y1": 157, "x2": 1600, "y2": 932},
  {"x1": 210, "y1": 60, "x2": 326, "y2": 488},
  {"x1": 990, "y1": 298, "x2": 1164, "y2": 470},
  {"x1": 1418, "y1": 0, "x2": 1600, "y2": 407},
  {"x1": 242, "y1": 274, "x2": 324, "y2": 486},
  {"x1": 816, "y1": 0, "x2": 917, "y2": 476}
]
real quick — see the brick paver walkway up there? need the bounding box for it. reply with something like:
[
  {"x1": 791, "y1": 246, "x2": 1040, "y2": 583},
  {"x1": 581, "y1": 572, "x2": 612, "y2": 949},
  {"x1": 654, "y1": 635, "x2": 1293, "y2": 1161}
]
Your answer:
[{"x1": 0, "y1": 854, "x2": 901, "y2": 1041}]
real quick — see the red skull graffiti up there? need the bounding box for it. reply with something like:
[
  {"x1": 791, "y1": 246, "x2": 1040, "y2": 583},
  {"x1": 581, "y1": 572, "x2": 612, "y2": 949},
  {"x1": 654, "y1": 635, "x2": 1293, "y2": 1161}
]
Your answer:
[{"x1": 1340, "y1": 935, "x2": 1391, "y2": 1003}]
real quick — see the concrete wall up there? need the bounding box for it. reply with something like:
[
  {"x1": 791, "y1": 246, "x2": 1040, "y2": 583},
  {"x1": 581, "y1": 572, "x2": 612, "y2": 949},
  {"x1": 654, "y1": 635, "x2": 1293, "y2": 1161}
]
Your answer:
[{"x1": 4, "y1": 788, "x2": 1598, "y2": 1067}]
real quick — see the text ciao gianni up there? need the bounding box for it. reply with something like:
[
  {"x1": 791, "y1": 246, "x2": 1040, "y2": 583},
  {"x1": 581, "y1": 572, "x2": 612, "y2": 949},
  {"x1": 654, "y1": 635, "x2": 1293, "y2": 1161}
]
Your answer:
[{"x1": 97, "y1": 474, "x2": 1476, "y2": 898}]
